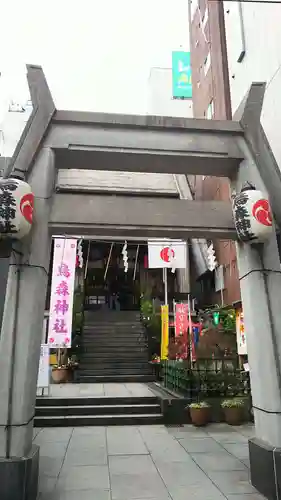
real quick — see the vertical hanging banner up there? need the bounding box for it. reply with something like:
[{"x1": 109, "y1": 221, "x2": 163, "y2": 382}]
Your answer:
[
  {"x1": 172, "y1": 51, "x2": 192, "y2": 99},
  {"x1": 37, "y1": 344, "x2": 50, "y2": 391},
  {"x1": 48, "y1": 238, "x2": 77, "y2": 348},
  {"x1": 161, "y1": 305, "x2": 169, "y2": 360},
  {"x1": 236, "y1": 308, "x2": 247, "y2": 355},
  {"x1": 148, "y1": 239, "x2": 187, "y2": 269},
  {"x1": 175, "y1": 303, "x2": 189, "y2": 338}
]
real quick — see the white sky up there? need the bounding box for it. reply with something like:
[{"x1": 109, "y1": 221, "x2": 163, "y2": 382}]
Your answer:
[{"x1": 0, "y1": 0, "x2": 190, "y2": 116}]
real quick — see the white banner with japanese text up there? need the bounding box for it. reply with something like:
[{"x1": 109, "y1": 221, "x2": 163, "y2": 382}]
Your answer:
[
  {"x1": 47, "y1": 238, "x2": 77, "y2": 348},
  {"x1": 37, "y1": 344, "x2": 50, "y2": 389}
]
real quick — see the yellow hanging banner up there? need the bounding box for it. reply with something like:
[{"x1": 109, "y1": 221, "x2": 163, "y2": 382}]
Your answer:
[{"x1": 161, "y1": 305, "x2": 169, "y2": 360}]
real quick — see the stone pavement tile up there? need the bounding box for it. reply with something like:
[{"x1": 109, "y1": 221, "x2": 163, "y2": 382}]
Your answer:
[
  {"x1": 56, "y1": 464, "x2": 110, "y2": 491},
  {"x1": 78, "y1": 383, "x2": 105, "y2": 396},
  {"x1": 168, "y1": 483, "x2": 225, "y2": 500},
  {"x1": 177, "y1": 436, "x2": 225, "y2": 453},
  {"x1": 206, "y1": 470, "x2": 258, "y2": 495},
  {"x1": 110, "y1": 472, "x2": 170, "y2": 499},
  {"x1": 208, "y1": 430, "x2": 248, "y2": 444},
  {"x1": 72, "y1": 426, "x2": 106, "y2": 437},
  {"x1": 109, "y1": 454, "x2": 158, "y2": 475},
  {"x1": 33, "y1": 427, "x2": 42, "y2": 439},
  {"x1": 236, "y1": 424, "x2": 255, "y2": 438},
  {"x1": 39, "y1": 442, "x2": 68, "y2": 458},
  {"x1": 109, "y1": 454, "x2": 170, "y2": 499},
  {"x1": 38, "y1": 476, "x2": 57, "y2": 494},
  {"x1": 242, "y1": 458, "x2": 250, "y2": 468},
  {"x1": 190, "y1": 451, "x2": 247, "y2": 471},
  {"x1": 40, "y1": 488, "x2": 111, "y2": 500},
  {"x1": 151, "y1": 445, "x2": 192, "y2": 463},
  {"x1": 221, "y1": 442, "x2": 250, "y2": 460},
  {"x1": 103, "y1": 383, "x2": 131, "y2": 397},
  {"x1": 42, "y1": 489, "x2": 110, "y2": 500},
  {"x1": 68, "y1": 431, "x2": 106, "y2": 449},
  {"x1": 107, "y1": 427, "x2": 148, "y2": 455},
  {"x1": 63, "y1": 446, "x2": 108, "y2": 466},
  {"x1": 226, "y1": 495, "x2": 265, "y2": 499},
  {"x1": 35, "y1": 427, "x2": 73, "y2": 443},
  {"x1": 167, "y1": 425, "x2": 209, "y2": 438},
  {"x1": 141, "y1": 432, "x2": 191, "y2": 463},
  {"x1": 39, "y1": 456, "x2": 64, "y2": 477},
  {"x1": 139, "y1": 425, "x2": 167, "y2": 435},
  {"x1": 155, "y1": 460, "x2": 209, "y2": 488},
  {"x1": 124, "y1": 383, "x2": 154, "y2": 397}
]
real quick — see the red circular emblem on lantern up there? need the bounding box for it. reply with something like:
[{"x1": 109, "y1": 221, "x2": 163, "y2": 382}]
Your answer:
[
  {"x1": 20, "y1": 193, "x2": 34, "y2": 224},
  {"x1": 160, "y1": 247, "x2": 175, "y2": 263},
  {"x1": 252, "y1": 199, "x2": 272, "y2": 227}
]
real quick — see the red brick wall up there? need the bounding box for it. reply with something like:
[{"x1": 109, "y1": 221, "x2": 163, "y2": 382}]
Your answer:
[{"x1": 189, "y1": 0, "x2": 240, "y2": 306}]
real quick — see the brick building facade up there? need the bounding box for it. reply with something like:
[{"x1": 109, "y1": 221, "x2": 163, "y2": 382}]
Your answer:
[{"x1": 188, "y1": 0, "x2": 241, "y2": 306}]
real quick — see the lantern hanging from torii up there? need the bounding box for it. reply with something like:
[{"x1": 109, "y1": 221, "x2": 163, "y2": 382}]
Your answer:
[
  {"x1": 232, "y1": 185, "x2": 273, "y2": 244},
  {"x1": 0, "y1": 178, "x2": 34, "y2": 240}
]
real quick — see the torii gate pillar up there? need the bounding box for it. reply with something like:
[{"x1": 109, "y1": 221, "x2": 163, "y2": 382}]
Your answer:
[{"x1": 233, "y1": 83, "x2": 281, "y2": 499}]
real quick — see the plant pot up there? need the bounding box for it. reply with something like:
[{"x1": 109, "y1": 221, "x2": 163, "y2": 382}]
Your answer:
[
  {"x1": 189, "y1": 407, "x2": 211, "y2": 427},
  {"x1": 223, "y1": 407, "x2": 244, "y2": 425},
  {"x1": 67, "y1": 368, "x2": 74, "y2": 382},
  {"x1": 51, "y1": 367, "x2": 69, "y2": 384}
]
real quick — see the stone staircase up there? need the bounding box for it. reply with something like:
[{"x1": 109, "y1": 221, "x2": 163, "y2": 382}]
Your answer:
[
  {"x1": 34, "y1": 394, "x2": 163, "y2": 427},
  {"x1": 76, "y1": 311, "x2": 155, "y2": 383}
]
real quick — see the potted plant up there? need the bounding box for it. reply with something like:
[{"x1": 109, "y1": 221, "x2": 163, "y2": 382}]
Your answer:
[
  {"x1": 51, "y1": 348, "x2": 69, "y2": 383},
  {"x1": 150, "y1": 355, "x2": 161, "y2": 380},
  {"x1": 221, "y1": 398, "x2": 245, "y2": 425},
  {"x1": 189, "y1": 401, "x2": 211, "y2": 426},
  {"x1": 67, "y1": 355, "x2": 79, "y2": 382}
]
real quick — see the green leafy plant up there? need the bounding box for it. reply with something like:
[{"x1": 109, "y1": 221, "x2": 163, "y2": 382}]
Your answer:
[
  {"x1": 140, "y1": 298, "x2": 153, "y2": 323},
  {"x1": 189, "y1": 401, "x2": 210, "y2": 409},
  {"x1": 221, "y1": 398, "x2": 245, "y2": 408}
]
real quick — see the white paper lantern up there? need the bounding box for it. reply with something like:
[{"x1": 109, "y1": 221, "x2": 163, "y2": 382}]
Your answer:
[
  {"x1": 232, "y1": 187, "x2": 273, "y2": 244},
  {"x1": 0, "y1": 178, "x2": 34, "y2": 240}
]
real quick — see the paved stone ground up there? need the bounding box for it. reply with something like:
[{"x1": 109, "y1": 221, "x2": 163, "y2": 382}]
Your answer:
[
  {"x1": 45, "y1": 382, "x2": 154, "y2": 398},
  {"x1": 35, "y1": 423, "x2": 265, "y2": 500}
]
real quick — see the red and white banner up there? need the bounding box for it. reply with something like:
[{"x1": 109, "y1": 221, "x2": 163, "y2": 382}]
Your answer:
[
  {"x1": 236, "y1": 308, "x2": 247, "y2": 355},
  {"x1": 175, "y1": 303, "x2": 188, "y2": 338},
  {"x1": 148, "y1": 239, "x2": 187, "y2": 269},
  {"x1": 48, "y1": 239, "x2": 77, "y2": 348}
]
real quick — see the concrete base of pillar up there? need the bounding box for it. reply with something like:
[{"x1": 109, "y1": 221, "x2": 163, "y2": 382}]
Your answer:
[
  {"x1": 249, "y1": 437, "x2": 281, "y2": 499},
  {"x1": 0, "y1": 445, "x2": 39, "y2": 500}
]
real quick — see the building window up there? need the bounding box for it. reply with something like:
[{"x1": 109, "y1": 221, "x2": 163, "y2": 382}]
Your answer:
[
  {"x1": 204, "y1": 52, "x2": 211, "y2": 76},
  {"x1": 206, "y1": 99, "x2": 214, "y2": 119},
  {"x1": 190, "y1": 0, "x2": 198, "y2": 21}
]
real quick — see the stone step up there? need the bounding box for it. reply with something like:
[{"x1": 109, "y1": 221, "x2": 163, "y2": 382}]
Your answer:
[
  {"x1": 79, "y1": 359, "x2": 150, "y2": 367},
  {"x1": 80, "y1": 353, "x2": 149, "y2": 360},
  {"x1": 36, "y1": 403, "x2": 161, "y2": 417},
  {"x1": 82, "y1": 340, "x2": 146, "y2": 347},
  {"x1": 36, "y1": 396, "x2": 159, "y2": 407},
  {"x1": 34, "y1": 413, "x2": 164, "y2": 427},
  {"x1": 82, "y1": 334, "x2": 145, "y2": 340},
  {"x1": 78, "y1": 366, "x2": 151, "y2": 374},
  {"x1": 77, "y1": 369, "x2": 152, "y2": 376},
  {"x1": 75, "y1": 374, "x2": 156, "y2": 383}
]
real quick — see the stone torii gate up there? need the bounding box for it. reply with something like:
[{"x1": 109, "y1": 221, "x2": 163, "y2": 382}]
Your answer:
[{"x1": 1, "y1": 65, "x2": 281, "y2": 500}]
